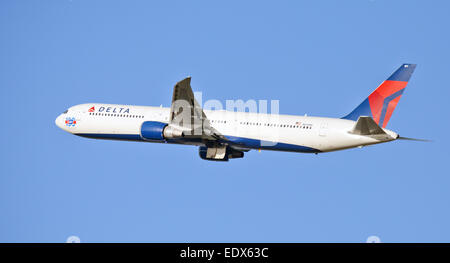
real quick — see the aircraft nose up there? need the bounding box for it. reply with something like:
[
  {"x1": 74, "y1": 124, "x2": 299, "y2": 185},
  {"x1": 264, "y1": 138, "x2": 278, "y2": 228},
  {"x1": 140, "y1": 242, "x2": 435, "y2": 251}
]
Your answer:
[{"x1": 55, "y1": 114, "x2": 64, "y2": 129}]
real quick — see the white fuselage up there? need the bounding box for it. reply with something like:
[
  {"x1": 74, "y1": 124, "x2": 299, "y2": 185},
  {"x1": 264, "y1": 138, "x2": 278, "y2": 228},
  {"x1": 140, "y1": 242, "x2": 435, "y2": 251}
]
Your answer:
[{"x1": 55, "y1": 103, "x2": 398, "y2": 153}]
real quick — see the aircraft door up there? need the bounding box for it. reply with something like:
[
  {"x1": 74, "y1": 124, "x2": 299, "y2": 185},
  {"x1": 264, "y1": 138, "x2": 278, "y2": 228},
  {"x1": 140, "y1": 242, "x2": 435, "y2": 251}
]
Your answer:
[{"x1": 319, "y1": 122, "x2": 328, "y2": 137}]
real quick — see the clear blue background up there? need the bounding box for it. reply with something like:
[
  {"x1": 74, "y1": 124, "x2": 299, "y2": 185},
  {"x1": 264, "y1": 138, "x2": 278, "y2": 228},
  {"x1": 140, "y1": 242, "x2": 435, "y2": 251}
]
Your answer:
[{"x1": 1, "y1": 0, "x2": 449, "y2": 242}]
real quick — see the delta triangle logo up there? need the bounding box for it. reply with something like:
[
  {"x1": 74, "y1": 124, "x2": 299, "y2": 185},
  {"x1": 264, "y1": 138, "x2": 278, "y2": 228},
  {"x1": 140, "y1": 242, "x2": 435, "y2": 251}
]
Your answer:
[{"x1": 88, "y1": 106, "x2": 95, "y2": 112}]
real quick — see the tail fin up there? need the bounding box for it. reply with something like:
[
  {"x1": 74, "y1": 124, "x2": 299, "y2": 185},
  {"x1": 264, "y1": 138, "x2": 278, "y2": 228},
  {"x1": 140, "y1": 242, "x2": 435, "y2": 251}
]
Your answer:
[{"x1": 342, "y1": 64, "x2": 417, "y2": 128}]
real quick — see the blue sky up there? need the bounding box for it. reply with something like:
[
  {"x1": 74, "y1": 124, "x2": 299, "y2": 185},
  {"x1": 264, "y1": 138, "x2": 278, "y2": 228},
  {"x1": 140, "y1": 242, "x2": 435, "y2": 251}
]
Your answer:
[{"x1": 1, "y1": 0, "x2": 449, "y2": 242}]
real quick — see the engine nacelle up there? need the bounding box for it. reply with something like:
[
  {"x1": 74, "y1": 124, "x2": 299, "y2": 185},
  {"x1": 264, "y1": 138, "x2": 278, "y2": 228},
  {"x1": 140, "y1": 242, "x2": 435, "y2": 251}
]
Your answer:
[
  {"x1": 140, "y1": 121, "x2": 167, "y2": 141},
  {"x1": 140, "y1": 121, "x2": 185, "y2": 141},
  {"x1": 163, "y1": 125, "x2": 184, "y2": 139},
  {"x1": 199, "y1": 146, "x2": 244, "y2": 161}
]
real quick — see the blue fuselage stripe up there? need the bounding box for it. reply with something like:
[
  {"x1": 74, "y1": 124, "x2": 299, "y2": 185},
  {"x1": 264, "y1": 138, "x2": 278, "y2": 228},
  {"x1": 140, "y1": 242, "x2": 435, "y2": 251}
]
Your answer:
[
  {"x1": 223, "y1": 135, "x2": 319, "y2": 153},
  {"x1": 75, "y1": 133, "x2": 143, "y2": 141},
  {"x1": 75, "y1": 133, "x2": 320, "y2": 153}
]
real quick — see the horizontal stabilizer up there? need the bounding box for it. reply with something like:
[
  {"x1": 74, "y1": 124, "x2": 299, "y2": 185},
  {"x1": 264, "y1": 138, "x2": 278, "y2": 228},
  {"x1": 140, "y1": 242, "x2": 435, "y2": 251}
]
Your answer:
[{"x1": 350, "y1": 116, "x2": 386, "y2": 136}]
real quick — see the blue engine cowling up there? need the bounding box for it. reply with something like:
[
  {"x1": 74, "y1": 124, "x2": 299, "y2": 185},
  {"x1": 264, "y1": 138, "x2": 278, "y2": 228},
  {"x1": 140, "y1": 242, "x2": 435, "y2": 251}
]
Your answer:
[{"x1": 140, "y1": 121, "x2": 168, "y2": 141}]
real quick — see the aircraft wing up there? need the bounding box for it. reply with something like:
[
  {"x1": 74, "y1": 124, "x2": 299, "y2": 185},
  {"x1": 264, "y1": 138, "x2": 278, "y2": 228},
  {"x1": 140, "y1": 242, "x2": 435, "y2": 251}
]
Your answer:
[{"x1": 169, "y1": 77, "x2": 222, "y2": 141}]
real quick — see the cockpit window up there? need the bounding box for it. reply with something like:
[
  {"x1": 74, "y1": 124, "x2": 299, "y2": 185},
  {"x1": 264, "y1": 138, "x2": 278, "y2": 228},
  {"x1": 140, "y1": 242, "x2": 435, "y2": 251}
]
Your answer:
[{"x1": 63, "y1": 110, "x2": 68, "y2": 114}]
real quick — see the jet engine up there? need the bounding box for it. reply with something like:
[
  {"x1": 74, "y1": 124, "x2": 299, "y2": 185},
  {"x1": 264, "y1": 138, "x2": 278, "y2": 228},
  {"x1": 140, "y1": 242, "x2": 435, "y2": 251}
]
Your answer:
[
  {"x1": 140, "y1": 121, "x2": 184, "y2": 141},
  {"x1": 199, "y1": 146, "x2": 244, "y2": 161}
]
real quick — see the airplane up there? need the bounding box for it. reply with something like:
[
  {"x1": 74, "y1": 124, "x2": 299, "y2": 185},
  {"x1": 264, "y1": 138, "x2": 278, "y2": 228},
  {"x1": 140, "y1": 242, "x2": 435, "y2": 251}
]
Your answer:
[{"x1": 55, "y1": 64, "x2": 426, "y2": 161}]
